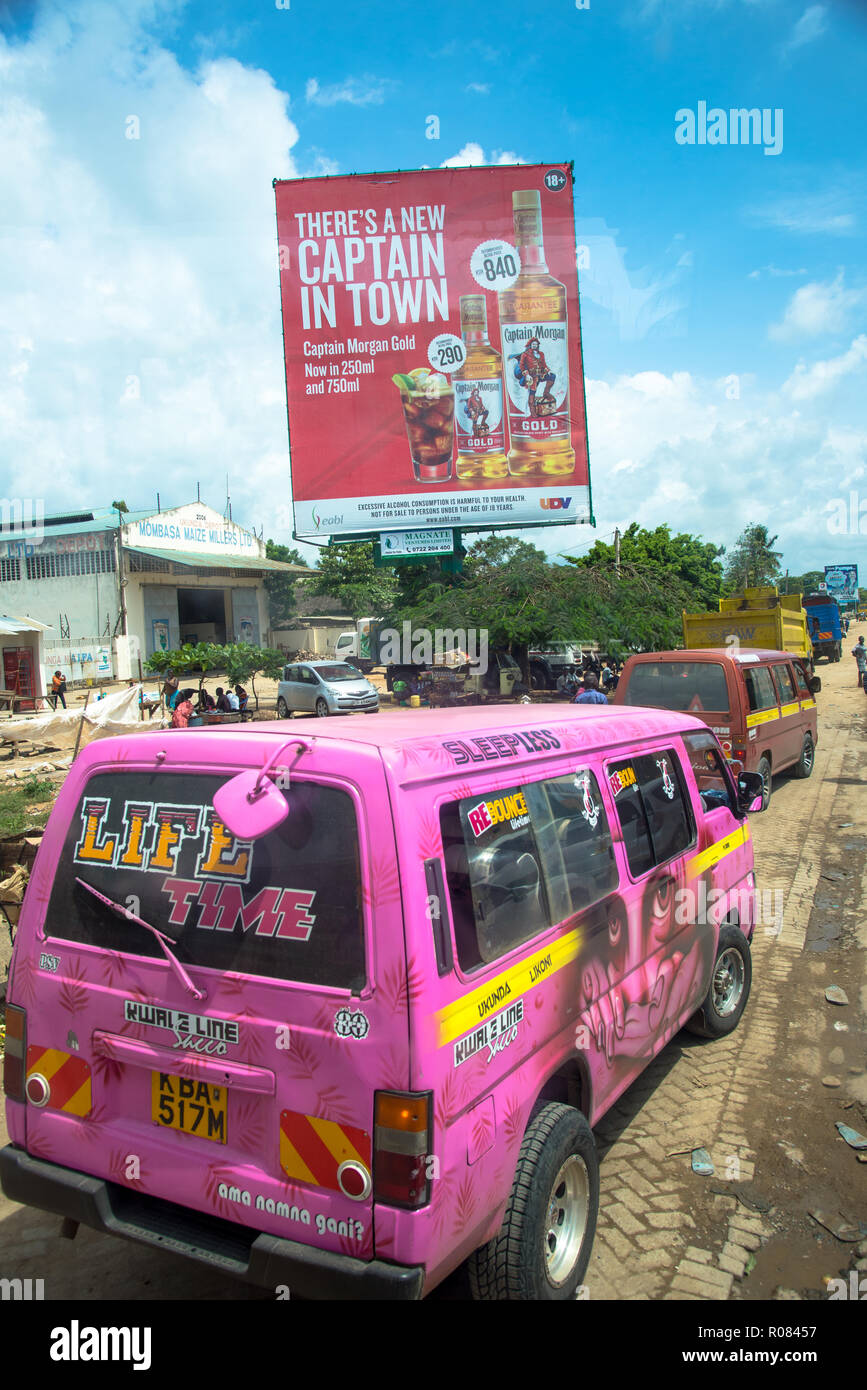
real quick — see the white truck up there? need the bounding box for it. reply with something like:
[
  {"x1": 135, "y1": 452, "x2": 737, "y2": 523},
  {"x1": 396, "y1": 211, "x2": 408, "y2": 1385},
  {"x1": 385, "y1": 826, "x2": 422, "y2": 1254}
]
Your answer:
[
  {"x1": 333, "y1": 618, "x2": 378, "y2": 673},
  {"x1": 528, "y1": 640, "x2": 599, "y2": 691}
]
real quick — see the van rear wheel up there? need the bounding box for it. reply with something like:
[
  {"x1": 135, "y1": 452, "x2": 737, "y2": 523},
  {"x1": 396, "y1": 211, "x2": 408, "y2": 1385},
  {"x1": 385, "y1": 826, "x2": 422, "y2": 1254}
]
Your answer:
[
  {"x1": 792, "y1": 733, "x2": 814, "y2": 779},
  {"x1": 684, "y1": 924, "x2": 752, "y2": 1039},
  {"x1": 276, "y1": 697, "x2": 290, "y2": 719},
  {"x1": 468, "y1": 1103, "x2": 598, "y2": 1301},
  {"x1": 756, "y1": 755, "x2": 772, "y2": 810}
]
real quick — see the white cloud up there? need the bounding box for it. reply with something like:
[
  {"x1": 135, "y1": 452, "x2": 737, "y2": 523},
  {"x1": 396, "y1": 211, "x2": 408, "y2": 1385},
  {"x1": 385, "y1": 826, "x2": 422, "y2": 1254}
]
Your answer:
[
  {"x1": 440, "y1": 142, "x2": 487, "y2": 168},
  {"x1": 305, "y1": 75, "x2": 395, "y2": 107},
  {"x1": 0, "y1": 0, "x2": 303, "y2": 530},
  {"x1": 783, "y1": 335, "x2": 867, "y2": 400},
  {"x1": 781, "y1": 5, "x2": 828, "y2": 60},
  {"x1": 769, "y1": 271, "x2": 865, "y2": 341},
  {"x1": 748, "y1": 264, "x2": 807, "y2": 279},
  {"x1": 439, "y1": 143, "x2": 525, "y2": 168},
  {"x1": 465, "y1": 83, "x2": 490, "y2": 95},
  {"x1": 570, "y1": 367, "x2": 867, "y2": 569},
  {"x1": 745, "y1": 192, "x2": 856, "y2": 236}
]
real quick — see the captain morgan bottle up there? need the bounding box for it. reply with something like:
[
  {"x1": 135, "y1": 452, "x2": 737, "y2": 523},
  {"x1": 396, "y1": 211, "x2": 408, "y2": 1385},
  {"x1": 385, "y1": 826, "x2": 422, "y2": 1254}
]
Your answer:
[
  {"x1": 498, "y1": 189, "x2": 575, "y2": 477},
  {"x1": 453, "y1": 295, "x2": 508, "y2": 480}
]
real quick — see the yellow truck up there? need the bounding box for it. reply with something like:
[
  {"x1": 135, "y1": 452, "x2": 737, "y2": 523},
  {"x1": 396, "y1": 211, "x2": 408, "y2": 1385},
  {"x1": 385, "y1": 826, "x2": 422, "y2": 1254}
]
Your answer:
[{"x1": 682, "y1": 588, "x2": 813, "y2": 667}]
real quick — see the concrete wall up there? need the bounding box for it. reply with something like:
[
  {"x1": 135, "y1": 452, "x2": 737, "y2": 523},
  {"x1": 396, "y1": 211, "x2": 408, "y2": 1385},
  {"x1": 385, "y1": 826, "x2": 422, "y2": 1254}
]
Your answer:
[
  {"x1": 0, "y1": 534, "x2": 118, "y2": 640},
  {"x1": 271, "y1": 625, "x2": 345, "y2": 657}
]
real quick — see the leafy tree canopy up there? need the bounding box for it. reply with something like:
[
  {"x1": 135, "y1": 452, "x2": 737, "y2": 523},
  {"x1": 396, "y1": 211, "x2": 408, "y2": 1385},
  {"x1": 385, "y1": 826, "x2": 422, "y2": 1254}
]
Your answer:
[
  {"x1": 574, "y1": 523, "x2": 725, "y2": 611},
  {"x1": 723, "y1": 523, "x2": 782, "y2": 592},
  {"x1": 263, "y1": 539, "x2": 309, "y2": 627},
  {"x1": 310, "y1": 541, "x2": 399, "y2": 619}
]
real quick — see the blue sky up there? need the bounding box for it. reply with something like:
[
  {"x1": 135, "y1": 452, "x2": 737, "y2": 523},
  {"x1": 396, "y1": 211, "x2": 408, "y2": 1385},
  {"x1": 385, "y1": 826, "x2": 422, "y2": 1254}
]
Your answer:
[{"x1": 1, "y1": 0, "x2": 865, "y2": 573}]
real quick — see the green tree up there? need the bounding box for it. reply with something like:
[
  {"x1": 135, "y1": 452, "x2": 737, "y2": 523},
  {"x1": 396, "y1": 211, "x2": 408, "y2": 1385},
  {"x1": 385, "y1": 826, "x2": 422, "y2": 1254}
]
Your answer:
[
  {"x1": 263, "y1": 540, "x2": 308, "y2": 628},
  {"x1": 390, "y1": 536, "x2": 573, "y2": 680},
  {"x1": 576, "y1": 523, "x2": 725, "y2": 611},
  {"x1": 311, "y1": 541, "x2": 399, "y2": 619},
  {"x1": 784, "y1": 570, "x2": 824, "y2": 596},
  {"x1": 723, "y1": 524, "x2": 782, "y2": 591}
]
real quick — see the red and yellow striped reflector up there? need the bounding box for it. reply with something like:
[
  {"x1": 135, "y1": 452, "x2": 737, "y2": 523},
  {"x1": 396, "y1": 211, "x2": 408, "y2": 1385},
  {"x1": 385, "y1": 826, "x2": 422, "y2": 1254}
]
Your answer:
[
  {"x1": 25, "y1": 1046, "x2": 92, "y2": 1116},
  {"x1": 279, "y1": 1110, "x2": 371, "y2": 1193}
]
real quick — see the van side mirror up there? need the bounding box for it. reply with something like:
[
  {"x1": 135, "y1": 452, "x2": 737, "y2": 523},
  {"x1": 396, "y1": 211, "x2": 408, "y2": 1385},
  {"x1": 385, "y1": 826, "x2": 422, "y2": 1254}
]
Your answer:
[
  {"x1": 213, "y1": 737, "x2": 309, "y2": 840},
  {"x1": 809, "y1": 676, "x2": 821, "y2": 693},
  {"x1": 737, "y1": 771, "x2": 765, "y2": 814},
  {"x1": 214, "y1": 772, "x2": 288, "y2": 840}
]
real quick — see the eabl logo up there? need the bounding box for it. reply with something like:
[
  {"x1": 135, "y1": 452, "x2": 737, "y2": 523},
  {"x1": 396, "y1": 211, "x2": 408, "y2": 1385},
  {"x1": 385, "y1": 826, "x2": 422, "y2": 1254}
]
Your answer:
[{"x1": 540, "y1": 497, "x2": 572, "y2": 510}]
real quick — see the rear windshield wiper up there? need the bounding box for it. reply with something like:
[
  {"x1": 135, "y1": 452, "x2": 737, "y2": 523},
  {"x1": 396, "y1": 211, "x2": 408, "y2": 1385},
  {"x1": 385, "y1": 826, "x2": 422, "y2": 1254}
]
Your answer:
[{"x1": 75, "y1": 877, "x2": 206, "y2": 1002}]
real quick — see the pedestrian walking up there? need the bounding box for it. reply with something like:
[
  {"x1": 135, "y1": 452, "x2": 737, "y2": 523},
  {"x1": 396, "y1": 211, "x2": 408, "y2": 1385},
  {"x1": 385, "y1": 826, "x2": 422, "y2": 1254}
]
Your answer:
[{"x1": 852, "y1": 636, "x2": 867, "y2": 688}]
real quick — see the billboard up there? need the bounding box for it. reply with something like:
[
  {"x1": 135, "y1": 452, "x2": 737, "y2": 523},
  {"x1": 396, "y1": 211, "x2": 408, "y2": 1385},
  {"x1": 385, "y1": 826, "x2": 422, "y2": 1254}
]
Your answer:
[
  {"x1": 274, "y1": 164, "x2": 590, "y2": 540},
  {"x1": 824, "y1": 565, "x2": 859, "y2": 602}
]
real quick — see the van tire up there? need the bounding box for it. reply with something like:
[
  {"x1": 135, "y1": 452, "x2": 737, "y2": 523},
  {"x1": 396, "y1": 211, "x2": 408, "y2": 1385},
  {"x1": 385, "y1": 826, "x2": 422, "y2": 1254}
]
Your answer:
[
  {"x1": 276, "y1": 697, "x2": 290, "y2": 718},
  {"x1": 467, "y1": 1103, "x2": 598, "y2": 1301},
  {"x1": 314, "y1": 698, "x2": 329, "y2": 718},
  {"x1": 792, "y1": 734, "x2": 814, "y2": 779},
  {"x1": 756, "y1": 755, "x2": 772, "y2": 810},
  {"x1": 684, "y1": 925, "x2": 752, "y2": 1039}
]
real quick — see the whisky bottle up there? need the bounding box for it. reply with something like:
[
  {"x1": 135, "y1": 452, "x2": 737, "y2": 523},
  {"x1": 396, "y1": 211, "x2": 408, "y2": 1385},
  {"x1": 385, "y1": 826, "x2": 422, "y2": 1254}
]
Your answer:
[
  {"x1": 498, "y1": 189, "x2": 575, "y2": 477},
  {"x1": 453, "y1": 295, "x2": 508, "y2": 480}
]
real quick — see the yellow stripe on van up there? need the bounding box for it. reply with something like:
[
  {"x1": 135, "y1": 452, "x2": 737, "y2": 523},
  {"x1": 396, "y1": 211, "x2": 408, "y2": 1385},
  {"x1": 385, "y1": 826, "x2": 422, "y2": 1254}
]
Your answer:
[
  {"x1": 745, "y1": 708, "x2": 779, "y2": 728},
  {"x1": 800, "y1": 699, "x2": 816, "y2": 710},
  {"x1": 780, "y1": 701, "x2": 800, "y2": 718},
  {"x1": 686, "y1": 824, "x2": 750, "y2": 881},
  {"x1": 436, "y1": 928, "x2": 583, "y2": 1048}
]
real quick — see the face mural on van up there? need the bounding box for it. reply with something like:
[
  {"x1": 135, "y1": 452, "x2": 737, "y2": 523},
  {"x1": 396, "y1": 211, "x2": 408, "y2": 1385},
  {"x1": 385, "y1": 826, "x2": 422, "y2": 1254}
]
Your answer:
[{"x1": 436, "y1": 750, "x2": 724, "y2": 1098}]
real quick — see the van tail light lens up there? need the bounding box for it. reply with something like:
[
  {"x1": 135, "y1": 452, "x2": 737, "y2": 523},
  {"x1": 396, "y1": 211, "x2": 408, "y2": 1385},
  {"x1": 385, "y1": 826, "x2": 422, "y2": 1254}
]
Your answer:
[
  {"x1": 374, "y1": 1091, "x2": 432, "y2": 1210},
  {"x1": 2, "y1": 1005, "x2": 26, "y2": 1102}
]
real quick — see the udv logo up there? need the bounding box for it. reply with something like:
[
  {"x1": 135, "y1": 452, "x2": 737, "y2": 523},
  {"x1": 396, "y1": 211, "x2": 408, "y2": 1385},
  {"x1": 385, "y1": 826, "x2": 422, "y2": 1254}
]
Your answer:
[{"x1": 539, "y1": 497, "x2": 572, "y2": 511}]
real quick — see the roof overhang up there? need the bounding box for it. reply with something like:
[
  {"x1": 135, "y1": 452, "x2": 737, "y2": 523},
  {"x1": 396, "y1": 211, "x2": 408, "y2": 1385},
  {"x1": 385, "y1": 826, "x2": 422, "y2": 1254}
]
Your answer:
[
  {"x1": 125, "y1": 546, "x2": 309, "y2": 574},
  {"x1": 0, "y1": 615, "x2": 54, "y2": 635}
]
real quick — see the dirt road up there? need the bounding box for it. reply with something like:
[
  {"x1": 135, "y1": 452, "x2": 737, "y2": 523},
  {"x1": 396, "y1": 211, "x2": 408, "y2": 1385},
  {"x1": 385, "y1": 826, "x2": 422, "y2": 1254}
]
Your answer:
[{"x1": 1, "y1": 657, "x2": 864, "y2": 1300}]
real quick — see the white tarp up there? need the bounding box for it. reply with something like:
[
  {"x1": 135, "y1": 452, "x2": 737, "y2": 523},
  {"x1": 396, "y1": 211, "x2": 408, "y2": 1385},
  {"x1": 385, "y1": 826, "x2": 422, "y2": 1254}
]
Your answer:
[{"x1": 0, "y1": 685, "x2": 168, "y2": 744}]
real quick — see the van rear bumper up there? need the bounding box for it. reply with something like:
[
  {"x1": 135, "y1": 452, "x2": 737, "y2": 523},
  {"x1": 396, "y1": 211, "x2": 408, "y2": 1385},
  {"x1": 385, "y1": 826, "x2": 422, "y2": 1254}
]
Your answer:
[{"x1": 0, "y1": 1145, "x2": 424, "y2": 1300}]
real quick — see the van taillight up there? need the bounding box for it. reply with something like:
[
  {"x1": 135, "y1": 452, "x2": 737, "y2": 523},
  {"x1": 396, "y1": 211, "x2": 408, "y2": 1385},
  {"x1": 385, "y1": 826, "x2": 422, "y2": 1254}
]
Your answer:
[
  {"x1": 374, "y1": 1091, "x2": 432, "y2": 1209},
  {"x1": 2, "y1": 1005, "x2": 26, "y2": 1102}
]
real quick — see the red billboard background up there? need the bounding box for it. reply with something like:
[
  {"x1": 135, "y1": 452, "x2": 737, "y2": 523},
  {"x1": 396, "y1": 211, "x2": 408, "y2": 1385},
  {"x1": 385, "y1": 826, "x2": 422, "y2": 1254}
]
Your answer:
[{"x1": 274, "y1": 164, "x2": 591, "y2": 539}]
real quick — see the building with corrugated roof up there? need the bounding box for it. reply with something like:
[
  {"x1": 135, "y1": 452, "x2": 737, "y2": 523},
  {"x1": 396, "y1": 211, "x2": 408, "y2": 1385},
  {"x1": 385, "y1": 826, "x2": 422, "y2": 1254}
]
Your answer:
[{"x1": 0, "y1": 501, "x2": 306, "y2": 696}]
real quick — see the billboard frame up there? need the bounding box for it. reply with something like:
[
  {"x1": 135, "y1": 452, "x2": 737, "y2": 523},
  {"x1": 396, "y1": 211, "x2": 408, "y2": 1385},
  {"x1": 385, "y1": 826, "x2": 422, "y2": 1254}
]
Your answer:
[{"x1": 273, "y1": 161, "x2": 594, "y2": 552}]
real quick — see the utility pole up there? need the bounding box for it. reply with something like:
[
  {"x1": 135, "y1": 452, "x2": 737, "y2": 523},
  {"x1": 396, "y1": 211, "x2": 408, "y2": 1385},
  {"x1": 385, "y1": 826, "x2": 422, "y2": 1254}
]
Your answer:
[{"x1": 614, "y1": 528, "x2": 621, "y2": 577}]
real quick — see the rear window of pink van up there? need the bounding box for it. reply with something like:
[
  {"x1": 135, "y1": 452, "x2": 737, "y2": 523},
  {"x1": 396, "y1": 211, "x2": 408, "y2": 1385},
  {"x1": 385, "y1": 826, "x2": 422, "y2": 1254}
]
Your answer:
[
  {"x1": 45, "y1": 773, "x2": 366, "y2": 990},
  {"x1": 623, "y1": 661, "x2": 729, "y2": 714}
]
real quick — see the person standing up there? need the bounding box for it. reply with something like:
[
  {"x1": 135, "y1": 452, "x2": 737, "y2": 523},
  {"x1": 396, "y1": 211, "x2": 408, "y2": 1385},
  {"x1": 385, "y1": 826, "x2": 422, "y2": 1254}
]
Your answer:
[
  {"x1": 50, "y1": 671, "x2": 67, "y2": 710},
  {"x1": 573, "y1": 672, "x2": 609, "y2": 705},
  {"x1": 852, "y1": 636, "x2": 867, "y2": 688}
]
